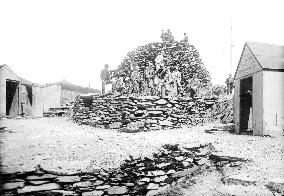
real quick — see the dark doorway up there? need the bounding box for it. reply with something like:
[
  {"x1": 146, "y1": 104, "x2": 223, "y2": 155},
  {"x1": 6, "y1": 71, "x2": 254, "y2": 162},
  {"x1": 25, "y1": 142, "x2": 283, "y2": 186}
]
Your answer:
[
  {"x1": 6, "y1": 80, "x2": 19, "y2": 116},
  {"x1": 240, "y1": 76, "x2": 253, "y2": 134}
]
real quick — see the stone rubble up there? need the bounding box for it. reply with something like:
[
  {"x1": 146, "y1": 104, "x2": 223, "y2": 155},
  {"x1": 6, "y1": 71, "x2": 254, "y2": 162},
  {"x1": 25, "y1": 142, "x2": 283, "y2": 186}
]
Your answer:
[{"x1": 0, "y1": 143, "x2": 250, "y2": 196}]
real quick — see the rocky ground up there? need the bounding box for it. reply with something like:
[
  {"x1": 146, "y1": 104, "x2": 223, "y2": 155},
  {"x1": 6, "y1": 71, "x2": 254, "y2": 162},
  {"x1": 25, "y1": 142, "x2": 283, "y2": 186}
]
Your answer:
[{"x1": 0, "y1": 117, "x2": 284, "y2": 195}]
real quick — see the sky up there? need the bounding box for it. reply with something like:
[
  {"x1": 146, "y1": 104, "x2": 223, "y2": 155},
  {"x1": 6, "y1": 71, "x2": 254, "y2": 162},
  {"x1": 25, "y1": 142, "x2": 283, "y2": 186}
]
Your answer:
[{"x1": 0, "y1": 0, "x2": 283, "y2": 90}]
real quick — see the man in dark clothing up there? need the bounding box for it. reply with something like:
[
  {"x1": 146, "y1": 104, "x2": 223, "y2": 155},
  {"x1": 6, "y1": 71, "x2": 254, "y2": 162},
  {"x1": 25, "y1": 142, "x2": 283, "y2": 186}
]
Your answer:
[
  {"x1": 225, "y1": 74, "x2": 234, "y2": 94},
  {"x1": 100, "y1": 64, "x2": 110, "y2": 94}
]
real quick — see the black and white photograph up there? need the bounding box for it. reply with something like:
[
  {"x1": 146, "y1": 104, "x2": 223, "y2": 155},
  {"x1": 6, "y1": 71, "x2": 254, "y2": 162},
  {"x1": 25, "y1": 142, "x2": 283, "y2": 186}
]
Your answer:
[{"x1": 0, "y1": 0, "x2": 283, "y2": 195}]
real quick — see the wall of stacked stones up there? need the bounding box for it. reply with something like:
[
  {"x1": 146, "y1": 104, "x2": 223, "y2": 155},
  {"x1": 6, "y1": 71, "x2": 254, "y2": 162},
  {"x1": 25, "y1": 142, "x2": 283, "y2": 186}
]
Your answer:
[
  {"x1": 72, "y1": 94, "x2": 218, "y2": 131},
  {"x1": 1, "y1": 143, "x2": 248, "y2": 196}
]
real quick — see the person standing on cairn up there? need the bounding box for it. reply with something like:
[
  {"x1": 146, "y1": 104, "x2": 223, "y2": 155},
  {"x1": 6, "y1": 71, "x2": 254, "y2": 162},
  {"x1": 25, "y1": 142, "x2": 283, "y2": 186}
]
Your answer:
[
  {"x1": 225, "y1": 74, "x2": 234, "y2": 94},
  {"x1": 100, "y1": 64, "x2": 110, "y2": 94},
  {"x1": 128, "y1": 64, "x2": 140, "y2": 95},
  {"x1": 144, "y1": 62, "x2": 155, "y2": 95},
  {"x1": 166, "y1": 67, "x2": 180, "y2": 98},
  {"x1": 182, "y1": 33, "x2": 189, "y2": 43},
  {"x1": 165, "y1": 66, "x2": 173, "y2": 97},
  {"x1": 156, "y1": 65, "x2": 167, "y2": 97},
  {"x1": 155, "y1": 51, "x2": 165, "y2": 70},
  {"x1": 173, "y1": 68, "x2": 182, "y2": 94}
]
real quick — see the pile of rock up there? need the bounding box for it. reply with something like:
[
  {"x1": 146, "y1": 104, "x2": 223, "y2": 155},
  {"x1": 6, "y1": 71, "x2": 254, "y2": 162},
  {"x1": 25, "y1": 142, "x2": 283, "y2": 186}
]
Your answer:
[
  {"x1": 1, "y1": 143, "x2": 247, "y2": 196},
  {"x1": 208, "y1": 97, "x2": 233, "y2": 124},
  {"x1": 71, "y1": 94, "x2": 218, "y2": 131},
  {"x1": 43, "y1": 106, "x2": 72, "y2": 117}
]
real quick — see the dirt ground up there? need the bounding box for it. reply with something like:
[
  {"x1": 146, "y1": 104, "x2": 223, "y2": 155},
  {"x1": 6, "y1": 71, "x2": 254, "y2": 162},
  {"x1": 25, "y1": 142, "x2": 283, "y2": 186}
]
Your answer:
[{"x1": 1, "y1": 118, "x2": 284, "y2": 190}]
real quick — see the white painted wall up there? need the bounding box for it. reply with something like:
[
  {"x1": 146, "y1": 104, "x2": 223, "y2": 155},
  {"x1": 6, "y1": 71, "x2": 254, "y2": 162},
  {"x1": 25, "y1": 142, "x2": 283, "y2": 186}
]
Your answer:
[
  {"x1": 234, "y1": 79, "x2": 240, "y2": 133},
  {"x1": 252, "y1": 71, "x2": 263, "y2": 135},
  {"x1": 32, "y1": 86, "x2": 44, "y2": 117},
  {"x1": 263, "y1": 71, "x2": 284, "y2": 136},
  {"x1": 43, "y1": 84, "x2": 61, "y2": 112}
]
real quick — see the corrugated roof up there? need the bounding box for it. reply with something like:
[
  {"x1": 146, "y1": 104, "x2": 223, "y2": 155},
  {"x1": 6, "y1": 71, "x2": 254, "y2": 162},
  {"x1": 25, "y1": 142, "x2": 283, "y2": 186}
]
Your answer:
[{"x1": 247, "y1": 42, "x2": 284, "y2": 70}]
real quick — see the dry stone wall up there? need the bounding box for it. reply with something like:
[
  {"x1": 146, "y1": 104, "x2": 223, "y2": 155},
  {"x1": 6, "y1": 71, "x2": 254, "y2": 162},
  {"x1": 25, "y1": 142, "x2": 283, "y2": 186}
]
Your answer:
[{"x1": 71, "y1": 94, "x2": 218, "y2": 131}]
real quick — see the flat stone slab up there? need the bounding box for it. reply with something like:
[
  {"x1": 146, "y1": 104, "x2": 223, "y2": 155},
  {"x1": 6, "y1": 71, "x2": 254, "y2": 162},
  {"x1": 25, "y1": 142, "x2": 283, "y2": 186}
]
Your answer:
[
  {"x1": 224, "y1": 175, "x2": 257, "y2": 186},
  {"x1": 154, "y1": 99, "x2": 168, "y2": 105},
  {"x1": 51, "y1": 190, "x2": 78, "y2": 196},
  {"x1": 17, "y1": 183, "x2": 60, "y2": 194},
  {"x1": 124, "y1": 183, "x2": 134, "y2": 187},
  {"x1": 156, "y1": 162, "x2": 171, "y2": 168},
  {"x1": 107, "y1": 186, "x2": 128, "y2": 195},
  {"x1": 56, "y1": 175, "x2": 81, "y2": 183},
  {"x1": 92, "y1": 180, "x2": 104, "y2": 186},
  {"x1": 73, "y1": 181, "x2": 93, "y2": 188},
  {"x1": 140, "y1": 177, "x2": 151, "y2": 182},
  {"x1": 172, "y1": 166, "x2": 198, "y2": 178},
  {"x1": 26, "y1": 174, "x2": 57, "y2": 181},
  {"x1": 151, "y1": 170, "x2": 166, "y2": 176},
  {"x1": 95, "y1": 185, "x2": 111, "y2": 190},
  {"x1": 266, "y1": 178, "x2": 284, "y2": 194},
  {"x1": 2, "y1": 181, "x2": 25, "y2": 190},
  {"x1": 82, "y1": 190, "x2": 104, "y2": 196},
  {"x1": 147, "y1": 183, "x2": 159, "y2": 190},
  {"x1": 154, "y1": 175, "x2": 167, "y2": 182},
  {"x1": 29, "y1": 180, "x2": 50, "y2": 185}
]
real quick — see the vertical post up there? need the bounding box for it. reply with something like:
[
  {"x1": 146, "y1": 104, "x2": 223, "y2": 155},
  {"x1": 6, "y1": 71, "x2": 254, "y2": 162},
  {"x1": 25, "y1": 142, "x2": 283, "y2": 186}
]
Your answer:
[{"x1": 230, "y1": 0, "x2": 233, "y2": 75}]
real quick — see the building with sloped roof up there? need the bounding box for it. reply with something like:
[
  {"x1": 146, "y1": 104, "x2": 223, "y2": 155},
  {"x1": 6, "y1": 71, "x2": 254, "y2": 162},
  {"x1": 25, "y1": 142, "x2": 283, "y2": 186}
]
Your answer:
[
  {"x1": 234, "y1": 42, "x2": 284, "y2": 136},
  {"x1": 43, "y1": 80, "x2": 100, "y2": 112},
  {"x1": 0, "y1": 64, "x2": 100, "y2": 117},
  {"x1": 0, "y1": 64, "x2": 44, "y2": 117}
]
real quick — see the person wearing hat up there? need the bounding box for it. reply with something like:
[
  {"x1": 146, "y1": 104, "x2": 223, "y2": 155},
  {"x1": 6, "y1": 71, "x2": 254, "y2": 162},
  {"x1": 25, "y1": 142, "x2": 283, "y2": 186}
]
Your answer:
[{"x1": 100, "y1": 64, "x2": 110, "y2": 94}]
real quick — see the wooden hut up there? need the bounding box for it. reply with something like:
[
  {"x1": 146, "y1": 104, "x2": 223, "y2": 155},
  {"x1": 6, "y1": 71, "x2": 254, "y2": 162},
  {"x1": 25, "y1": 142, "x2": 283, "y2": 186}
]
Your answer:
[
  {"x1": 0, "y1": 64, "x2": 44, "y2": 117},
  {"x1": 234, "y1": 42, "x2": 284, "y2": 136}
]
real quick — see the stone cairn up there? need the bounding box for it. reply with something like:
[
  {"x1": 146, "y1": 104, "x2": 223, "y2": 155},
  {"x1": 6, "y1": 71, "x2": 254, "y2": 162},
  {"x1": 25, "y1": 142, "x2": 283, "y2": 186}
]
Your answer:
[
  {"x1": 0, "y1": 143, "x2": 247, "y2": 196},
  {"x1": 71, "y1": 94, "x2": 218, "y2": 132}
]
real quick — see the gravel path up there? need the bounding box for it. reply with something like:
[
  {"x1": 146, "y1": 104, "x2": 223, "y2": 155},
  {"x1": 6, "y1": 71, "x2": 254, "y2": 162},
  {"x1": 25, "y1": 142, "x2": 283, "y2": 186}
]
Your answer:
[{"x1": 1, "y1": 118, "x2": 283, "y2": 185}]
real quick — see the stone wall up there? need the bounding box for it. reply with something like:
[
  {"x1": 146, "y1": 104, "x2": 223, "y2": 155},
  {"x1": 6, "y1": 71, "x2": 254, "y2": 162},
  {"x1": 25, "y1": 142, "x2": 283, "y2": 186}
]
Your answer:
[
  {"x1": 0, "y1": 143, "x2": 247, "y2": 196},
  {"x1": 72, "y1": 94, "x2": 218, "y2": 131}
]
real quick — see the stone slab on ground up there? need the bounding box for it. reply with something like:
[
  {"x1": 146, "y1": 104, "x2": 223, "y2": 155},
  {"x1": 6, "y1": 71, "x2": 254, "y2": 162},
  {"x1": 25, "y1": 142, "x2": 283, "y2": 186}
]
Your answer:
[
  {"x1": 82, "y1": 190, "x2": 104, "y2": 196},
  {"x1": 172, "y1": 166, "x2": 198, "y2": 178},
  {"x1": 56, "y1": 175, "x2": 81, "y2": 183},
  {"x1": 2, "y1": 181, "x2": 25, "y2": 190},
  {"x1": 73, "y1": 181, "x2": 93, "y2": 188},
  {"x1": 107, "y1": 186, "x2": 128, "y2": 195},
  {"x1": 147, "y1": 183, "x2": 159, "y2": 190},
  {"x1": 29, "y1": 180, "x2": 50, "y2": 185},
  {"x1": 266, "y1": 178, "x2": 284, "y2": 195},
  {"x1": 17, "y1": 183, "x2": 60, "y2": 194},
  {"x1": 51, "y1": 190, "x2": 79, "y2": 196},
  {"x1": 26, "y1": 174, "x2": 57, "y2": 181}
]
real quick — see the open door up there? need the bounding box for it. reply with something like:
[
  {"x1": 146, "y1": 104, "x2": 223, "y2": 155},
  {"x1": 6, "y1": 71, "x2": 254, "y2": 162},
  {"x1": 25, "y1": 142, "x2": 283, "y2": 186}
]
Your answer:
[
  {"x1": 6, "y1": 80, "x2": 20, "y2": 116},
  {"x1": 239, "y1": 76, "x2": 253, "y2": 134}
]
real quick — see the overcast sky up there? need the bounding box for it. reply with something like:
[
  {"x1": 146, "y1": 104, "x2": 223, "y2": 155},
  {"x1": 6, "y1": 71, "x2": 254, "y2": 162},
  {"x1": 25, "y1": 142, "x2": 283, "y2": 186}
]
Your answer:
[{"x1": 0, "y1": 0, "x2": 283, "y2": 90}]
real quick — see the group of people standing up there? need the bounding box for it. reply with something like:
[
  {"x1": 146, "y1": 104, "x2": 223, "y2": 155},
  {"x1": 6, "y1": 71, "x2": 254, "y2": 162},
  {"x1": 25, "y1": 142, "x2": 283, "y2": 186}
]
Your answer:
[{"x1": 100, "y1": 51, "x2": 183, "y2": 98}]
